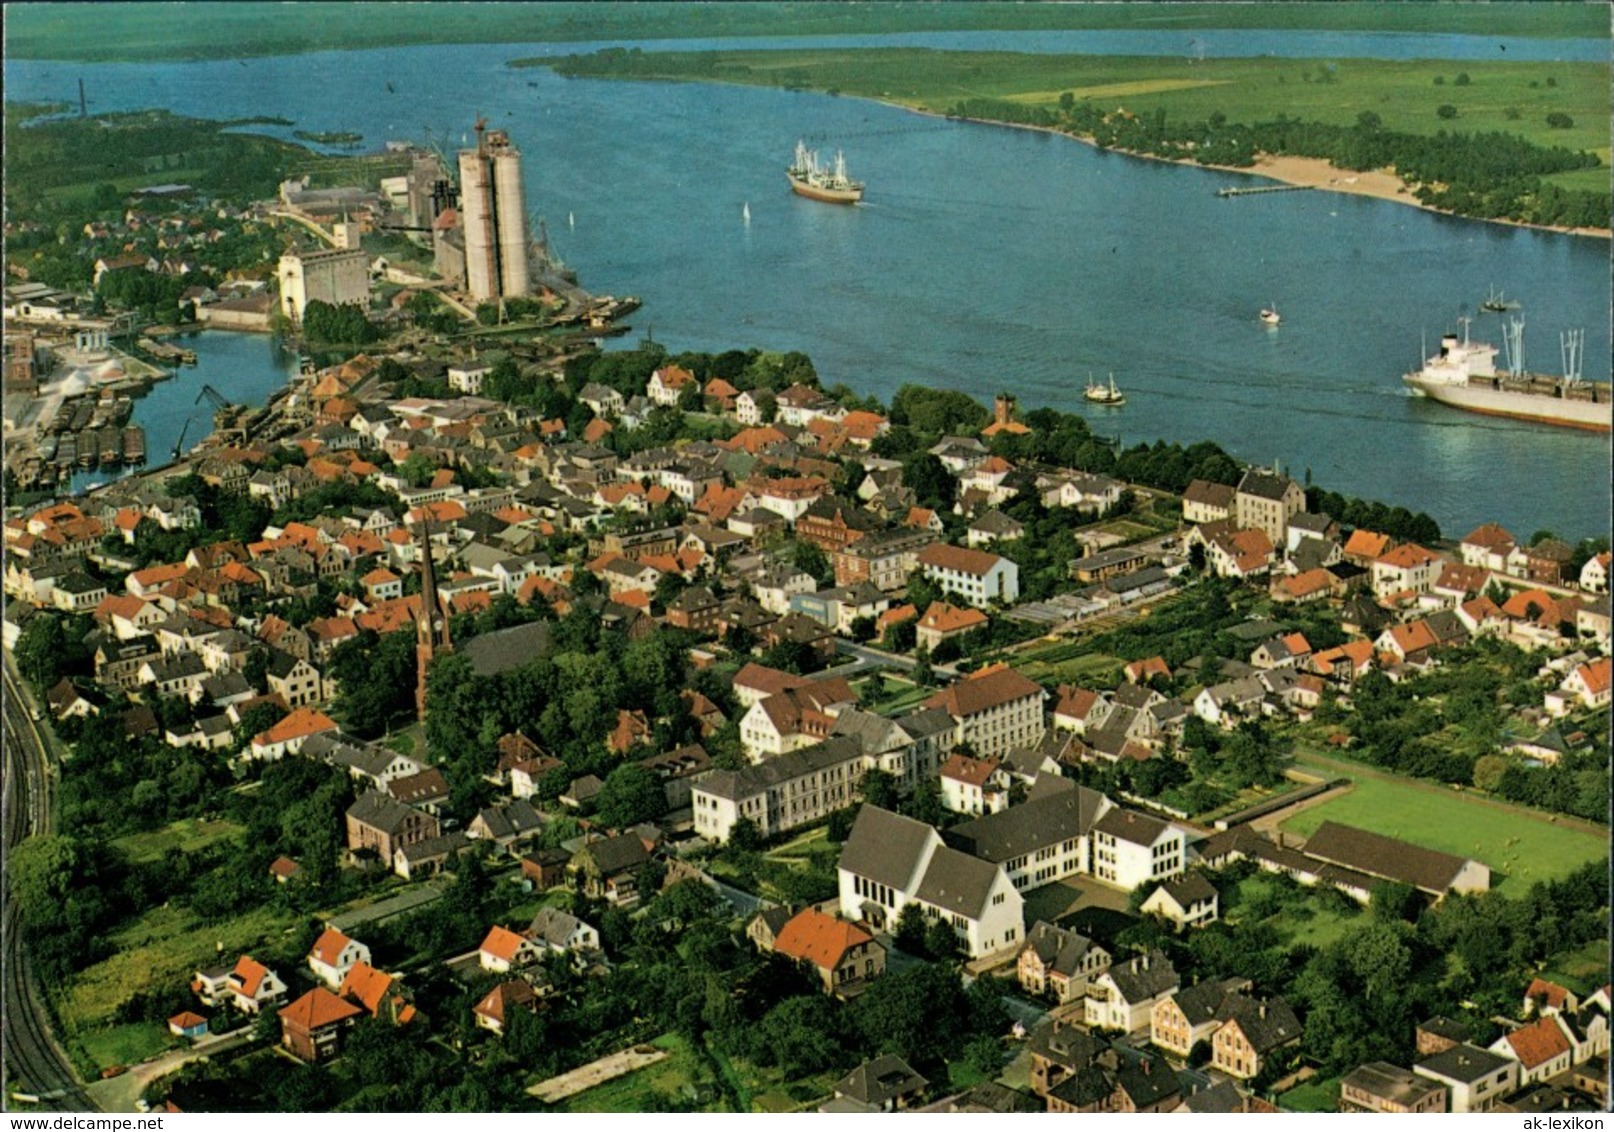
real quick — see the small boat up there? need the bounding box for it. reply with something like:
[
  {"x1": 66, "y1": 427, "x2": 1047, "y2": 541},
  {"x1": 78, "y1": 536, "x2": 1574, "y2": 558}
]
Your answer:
[
  {"x1": 1084, "y1": 374, "x2": 1126, "y2": 406},
  {"x1": 1260, "y1": 305, "x2": 1282, "y2": 326},
  {"x1": 1480, "y1": 285, "x2": 1519, "y2": 313},
  {"x1": 742, "y1": 201, "x2": 751, "y2": 225}
]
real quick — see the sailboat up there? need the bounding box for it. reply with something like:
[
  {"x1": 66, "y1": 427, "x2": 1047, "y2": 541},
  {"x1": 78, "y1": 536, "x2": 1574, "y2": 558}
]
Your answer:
[
  {"x1": 1260, "y1": 304, "x2": 1282, "y2": 326},
  {"x1": 743, "y1": 201, "x2": 751, "y2": 225},
  {"x1": 1084, "y1": 374, "x2": 1126, "y2": 406},
  {"x1": 1480, "y1": 285, "x2": 1519, "y2": 313}
]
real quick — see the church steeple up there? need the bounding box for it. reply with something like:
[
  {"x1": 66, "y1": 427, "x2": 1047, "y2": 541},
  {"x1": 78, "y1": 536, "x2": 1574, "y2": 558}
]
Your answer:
[{"x1": 415, "y1": 517, "x2": 452, "y2": 720}]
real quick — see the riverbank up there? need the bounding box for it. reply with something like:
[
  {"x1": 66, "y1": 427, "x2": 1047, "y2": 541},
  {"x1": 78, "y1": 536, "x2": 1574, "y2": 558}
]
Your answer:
[{"x1": 922, "y1": 105, "x2": 1613, "y2": 240}]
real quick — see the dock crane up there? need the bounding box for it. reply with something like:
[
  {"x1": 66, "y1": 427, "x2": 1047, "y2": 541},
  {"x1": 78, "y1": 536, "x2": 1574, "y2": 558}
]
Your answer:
[
  {"x1": 170, "y1": 417, "x2": 192, "y2": 460},
  {"x1": 195, "y1": 383, "x2": 247, "y2": 445},
  {"x1": 195, "y1": 384, "x2": 232, "y2": 412}
]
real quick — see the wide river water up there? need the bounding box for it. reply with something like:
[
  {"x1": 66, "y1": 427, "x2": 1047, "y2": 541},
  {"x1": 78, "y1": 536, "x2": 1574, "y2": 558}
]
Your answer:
[{"x1": 10, "y1": 30, "x2": 1610, "y2": 538}]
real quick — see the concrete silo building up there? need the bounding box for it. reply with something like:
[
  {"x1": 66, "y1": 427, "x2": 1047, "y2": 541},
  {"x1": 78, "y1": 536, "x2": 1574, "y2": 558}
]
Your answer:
[{"x1": 457, "y1": 122, "x2": 531, "y2": 304}]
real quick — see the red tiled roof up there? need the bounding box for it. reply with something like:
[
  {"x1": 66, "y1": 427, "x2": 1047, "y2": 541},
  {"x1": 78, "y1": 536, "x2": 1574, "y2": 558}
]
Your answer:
[
  {"x1": 941, "y1": 753, "x2": 1001, "y2": 788},
  {"x1": 773, "y1": 908, "x2": 874, "y2": 972},
  {"x1": 479, "y1": 925, "x2": 531, "y2": 963},
  {"x1": 1342, "y1": 530, "x2": 1392, "y2": 559},
  {"x1": 1503, "y1": 1016, "x2": 1571, "y2": 1069},
  {"x1": 231, "y1": 955, "x2": 272, "y2": 997},
  {"x1": 917, "y1": 543, "x2": 1004, "y2": 577},
  {"x1": 1462, "y1": 523, "x2": 1516, "y2": 551},
  {"x1": 278, "y1": 986, "x2": 363, "y2": 1030},
  {"x1": 1574, "y1": 656, "x2": 1611, "y2": 697},
  {"x1": 338, "y1": 961, "x2": 395, "y2": 1015},
  {"x1": 924, "y1": 663, "x2": 1043, "y2": 718},
  {"x1": 473, "y1": 980, "x2": 536, "y2": 1025},
  {"x1": 1378, "y1": 543, "x2": 1441, "y2": 570},
  {"x1": 253, "y1": 707, "x2": 338, "y2": 748},
  {"x1": 309, "y1": 927, "x2": 354, "y2": 968},
  {"x1": 1525, "y1": 977, "x2": 1574, "y2": 1012}
]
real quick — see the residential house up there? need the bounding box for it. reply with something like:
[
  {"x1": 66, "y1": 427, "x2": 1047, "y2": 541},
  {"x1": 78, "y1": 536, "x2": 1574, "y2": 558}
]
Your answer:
[
  {"x1": 1018, "y1": 922, "x2": 1111, "y2": 1003},
  {"x1": 836, "y1": 805, "x2": 1023, "y2": 959},
  {"x1": 830, "y1": 1055, "x2": 927, "y2": 1113},
  {"x1": 1545, "y1": 656, "x2": 1611, "y2": 717},
  {"x1": 223, "y1": 955, "x2": 286, "y2": 1014},
  {"x1": 527, "y1": 907, "x2": 601, "y2": 956},
  {"x1": 1492, "y1": 1016, "x2": 1576, "y2": 1086},
  {"x1": 1139, "y1": 873, "x2": 1219, "y2": 929},
  {"x1": 1578, "y1": 551, "x2": 1610, "y2": 594},
  {"x1": 478, "y1": 925, "x2": 543, "y2": 974},
  {"x1": 915, "y1": 600, "x2": 988, "y2": 651},
  {"x1": 1339, "y1": 1063, "x2": 1449, "y2": 1113},
  {"x1": 278, "y1": 987, "x2": 363, "y2": 1063},
  {"x1": 472, "y1": 980, "x2": 539, "y2": 1036},
  {"x1": 307, "y1": 927, "x2": 371, "y2": 989},
  {"x1": 738, "y1": 677, "x2": 856, "y2": 759},
  {"x1": 832, "y1": 527, "x2": 937, "y2": 592},
  {"x1": 1086, "y1": 951, "x2": 1180, "y2": 1033},
  {"x1": 1233, "y1": 469, "x2": 1305, "y2": 544},
  {"x1": 249, "y1": 707, "x2": 339, "y2": 761},
  {"x1": 1373, "y1": 543, "x2": 1444, "y2": 598},
  {"x1": 1151, "y1": 977, "x2": 1252, "y2": 1059},
  {"x1": 1415, "y1": 1044, "x2": 1520, "y2": 1113},
  {"x1": 1211, "y1": 994, "x2": 1302, "y2": 1079},
  {"x1": 569, "y1": 832, "x2": 652, "y2": 905},
  {"x1": 344, "y1": 791, "x2": 440, "y2": 865},
  {"x1": 1460, "y1": 523, "x2": 1517, "y2": 572},
  {"x1": 1181, "y1": 480, "x2": 1236, "y2": 525},
  {"x1": 939, "y1": 753, "x2": 1010, "y2": 816},
  {"x1": 772, "y1": 907, "x2": 886, "y2": 996}
]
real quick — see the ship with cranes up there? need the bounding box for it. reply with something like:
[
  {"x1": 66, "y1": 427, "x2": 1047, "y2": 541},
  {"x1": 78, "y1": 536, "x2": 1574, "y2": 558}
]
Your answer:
[
  {"x1": 1402, "y1": 317, "x2": 1611, "y2": 432},
  {"x1": 787, "y1": 140, "x2": 864, "y2": 204}
]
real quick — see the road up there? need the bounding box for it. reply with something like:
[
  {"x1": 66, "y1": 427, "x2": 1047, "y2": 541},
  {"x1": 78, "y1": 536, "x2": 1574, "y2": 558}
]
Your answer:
[
  {"x1": 830, "y1": 640, "x2": 960, "y2": 681},
  {"x1": 2, "y1": 656, "x2": 97, "y2": 1111}
]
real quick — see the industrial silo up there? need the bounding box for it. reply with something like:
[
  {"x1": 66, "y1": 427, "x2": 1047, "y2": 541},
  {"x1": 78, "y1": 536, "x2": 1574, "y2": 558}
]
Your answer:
[
  {"x1": 490, "y1": 135, "x2": 531, "y2": 299},
  {"x1": 458, "y1": 146, "x2": 499, "y2": 302}
]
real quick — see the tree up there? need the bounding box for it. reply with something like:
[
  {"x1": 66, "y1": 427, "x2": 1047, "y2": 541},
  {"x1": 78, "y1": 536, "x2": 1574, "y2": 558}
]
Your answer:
[
  {"x1": 1545, "y1": 112, "x2": 1574, "y2": 129},
  {"x1": 729, "y1": 816, "x2": 762, "y2": 852},
  {"x1": 14, "y1": 613, "x2": 70, "y2": 691},
  {"x1": 1454, "y1": 72, "x2": 1471, "y2": 86},
  {"x1": 594, "y1": 763, "x2": 667, "y2": 829},
  {"x1": 924, "y1": 917, "x2": 960, "y2": 960},
  {"x1": 1436, "y1": 104, "x2": 1458, "y2": 120},
  {"x1": 859, "y1": 768, "x2": 899, "y2": 811},
  {"x1": 894, "y1": 903, "x2": 928, "y2": 955},
  {"x1": 1471, "y1": 754, "x2": 1508, "y2": 793}
]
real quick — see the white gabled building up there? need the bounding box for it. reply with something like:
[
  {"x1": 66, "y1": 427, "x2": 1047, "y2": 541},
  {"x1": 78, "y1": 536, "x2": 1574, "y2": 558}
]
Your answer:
[
  {"x1": 921, "y1": 662, "x2": 1046, "y2": 759},
  {"x1": 1092, "y1": 808, "x2": 1188, "y2": 891},
  {"x1": 837, "y1": 806, "x2": 1023, "y2": 959},
  {"x1": 307, "y1": 927, "x2": 371, "y2": 989}
]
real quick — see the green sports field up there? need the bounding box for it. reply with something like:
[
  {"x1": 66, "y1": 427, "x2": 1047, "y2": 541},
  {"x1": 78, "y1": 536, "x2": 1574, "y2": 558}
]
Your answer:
[{"x1": 1282, "y1": 761, "x2": 1607, "y2": 889}]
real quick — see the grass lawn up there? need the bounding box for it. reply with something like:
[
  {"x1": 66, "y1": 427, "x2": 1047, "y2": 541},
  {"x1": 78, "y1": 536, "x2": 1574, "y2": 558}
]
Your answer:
[
  {"x1": 1283, "y1": 758, "x2": 1608, "y2": 889},
  {"x1": 730, "y1": 1055, "x2": 840, "y2": 1113},
  {"x1": 1014, "y1": 643, "x2": 1124, "y2": 687},
  {"x1": 76, "y1": 1022, "x2": 172, "y2": 1072},
  {"x1": 1280, "y1": 1074, "x2": 1341, "y2": 1112},
  {"x1": 1537, "y1": 938, "x2": 1612, "y2": 996},
  {"x1": 1231, "y1": 875, "x2": 1365, "y2": 951},
  {"x1": 111, "y1": 817, "x2": 244, "y2": 864}
]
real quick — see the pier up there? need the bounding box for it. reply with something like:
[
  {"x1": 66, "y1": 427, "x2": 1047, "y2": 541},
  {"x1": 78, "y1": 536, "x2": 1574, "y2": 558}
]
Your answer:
[{"x1": 1216, "y1": 184, "x2": 1315, "y2": 198}]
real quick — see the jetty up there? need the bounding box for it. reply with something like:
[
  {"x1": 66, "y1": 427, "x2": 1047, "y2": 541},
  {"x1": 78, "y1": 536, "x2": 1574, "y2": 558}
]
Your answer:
[{"x1": 1216, "y1": 184, "x2": 1314, "y2": 198}]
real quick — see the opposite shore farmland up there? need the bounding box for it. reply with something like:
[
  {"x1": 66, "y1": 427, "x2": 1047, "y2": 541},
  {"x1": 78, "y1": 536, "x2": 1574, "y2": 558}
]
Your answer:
[{"x1": 528, "y1": 47, "x2": 1612, "y2": 237}]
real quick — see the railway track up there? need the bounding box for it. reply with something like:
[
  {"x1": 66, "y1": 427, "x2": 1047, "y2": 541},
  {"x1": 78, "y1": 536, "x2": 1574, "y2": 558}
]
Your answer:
[{"x1": 2, "y1": 660, "x2": 96, "y2": 1112}]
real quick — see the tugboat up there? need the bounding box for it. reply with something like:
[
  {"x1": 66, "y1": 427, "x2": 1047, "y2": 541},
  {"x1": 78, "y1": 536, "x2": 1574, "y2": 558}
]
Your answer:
[{"x1": 1084, "y1": 374, "x2": 1126, "y2": 406}]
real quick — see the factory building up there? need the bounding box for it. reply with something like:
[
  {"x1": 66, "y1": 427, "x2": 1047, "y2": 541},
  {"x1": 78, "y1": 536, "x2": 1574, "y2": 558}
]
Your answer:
[
  {"x1": 457, "y1": 122, "x2": 531, "y2": 303},
  {"x1": 276, "y1": 247, "x2": 370, "y2": 323}
]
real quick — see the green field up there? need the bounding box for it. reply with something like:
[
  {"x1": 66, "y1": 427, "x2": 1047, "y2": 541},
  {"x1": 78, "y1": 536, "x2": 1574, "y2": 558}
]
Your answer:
[
  {"x1": 1283, "y1": 760, "x2": 1608, "y2": 889},
  {"x1": 1012, "y1": 640, "x2": 1123, "y2": 687},
  {"x1": 1280, "y1": 1074, "x2": 1342, "y2": 1113},
  {"x1": 112, "y1": 817, "x2": 244, "y2": 864},
  {"x1": 1536, "y1": 938, "x2": 1612, "y2": 996},
  {"x1": 1232, "y1": 875, "x2": 1364, "y2": 950},
  {"x1": 76, "y1": 1022, "x2": 172, "y2": 1072},
  {"x1": 540, "y1": 49, "x2": 1609, "y2": 160},
  {"x1": 60, "y1": 903, "x2": 300, "y2": 1070},
  {"x1": 8, "y1": 3, "x2": 1604, "y2": 62}
]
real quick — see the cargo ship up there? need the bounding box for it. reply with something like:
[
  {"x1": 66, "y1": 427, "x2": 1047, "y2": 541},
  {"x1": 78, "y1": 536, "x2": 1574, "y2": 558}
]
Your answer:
[
  {"x1": 787, "y1": 140, "x2": 864, "y2": 204},
  {"x1": 1403, "y1": 319, "x2": 1611, "y2": 432}
]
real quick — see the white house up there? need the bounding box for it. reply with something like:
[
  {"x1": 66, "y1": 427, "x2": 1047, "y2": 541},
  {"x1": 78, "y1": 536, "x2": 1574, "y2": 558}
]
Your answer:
[
  {"x1": 1579, "y1": 551, "x2": 1610, "y2": 594},
  {"x1": 939, "y1": 753, "x2": 1010, "y2": 817},
  {"x1": 478, "y1": 925, "x2": 543, "y2": 973},
  {"x1": 1085, "y1": 950, "x2": 1180, "y2": 1033},
  {"x1": 1373, "y1": 543, "x2": 1445, "y2": 597},
  {"x1": 1413, "y1": 1044, "x2": 1520, "y2": 1114},
  {"x1": 307, "y1": 927, "x2": 371, "y2": 989},
  {"x1": 1490, "y1": 1016, "x2": 1574, "y2": 1087}
]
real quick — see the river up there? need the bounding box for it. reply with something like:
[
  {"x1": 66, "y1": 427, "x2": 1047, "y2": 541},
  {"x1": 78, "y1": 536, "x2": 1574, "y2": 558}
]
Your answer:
[
  {"x1": 10, "y1": 29, "x2": 1609, "y2": 538},
  {"x1": 65, "y1": 331, "x2": 298, "y2": 495}
]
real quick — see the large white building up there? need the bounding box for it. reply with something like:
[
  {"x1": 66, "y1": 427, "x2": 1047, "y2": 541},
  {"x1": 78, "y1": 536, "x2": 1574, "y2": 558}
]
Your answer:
[
  {"x1": 921, "y1": 662, "x2": 1045, "y2": 759},
  {"x1": 276, "y1": 247, "x2": 369, "y2": 323},
  {"x1": 916, "y1": 543, "x2": 1019, "y2": 607},
  {"x1": 458, "y1": 125, "x2": 531, "y2": 303},
  {"x1": 1092, "y1": 807, "x2": 1189, "y2": 890},
  {"x1": 837, "y1": 806, "x2": 1023, "y2": 958}
]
